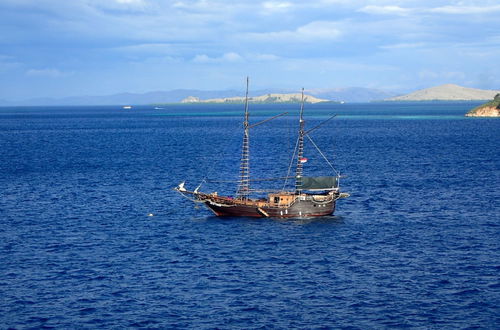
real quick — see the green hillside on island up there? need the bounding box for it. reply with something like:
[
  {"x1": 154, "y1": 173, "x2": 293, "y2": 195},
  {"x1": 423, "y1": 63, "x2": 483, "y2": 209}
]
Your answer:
[{"x1": 465, "y1": 94, "x2": 500, "y2": 117}]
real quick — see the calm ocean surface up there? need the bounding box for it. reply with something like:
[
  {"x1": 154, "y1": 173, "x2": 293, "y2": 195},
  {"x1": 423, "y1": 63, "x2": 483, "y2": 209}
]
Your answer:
[{"x1": 0, "y1": 102, "x2": 499, "y2": 328}]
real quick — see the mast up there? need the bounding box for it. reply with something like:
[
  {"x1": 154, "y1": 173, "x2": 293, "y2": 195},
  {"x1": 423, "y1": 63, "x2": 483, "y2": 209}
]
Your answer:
[
  {"x1": 295, "y1": 88, "x2": 305, "y2": 193},
  {"x1": 237, "y1": 77, "x2": 251, "y2": 198}
]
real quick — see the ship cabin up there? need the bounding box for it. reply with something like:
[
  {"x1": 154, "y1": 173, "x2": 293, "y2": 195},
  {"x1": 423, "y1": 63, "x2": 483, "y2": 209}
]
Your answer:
[{"x1": 268, "y1": 192, "x2": 296, "y2": 207}]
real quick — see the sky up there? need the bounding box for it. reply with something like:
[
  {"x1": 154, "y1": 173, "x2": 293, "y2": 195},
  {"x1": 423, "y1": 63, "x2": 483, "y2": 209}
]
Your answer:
[{"x1": 0, "y1": 0, "x2": 499, "y2": 100}]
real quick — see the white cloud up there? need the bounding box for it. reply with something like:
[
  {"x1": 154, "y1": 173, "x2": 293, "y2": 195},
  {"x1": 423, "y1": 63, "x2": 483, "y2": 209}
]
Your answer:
[
  {"x1": 115, "y1": 0, "x2": 143, "y2": 4},
  {"x1": 193, "y1": 52, "x2": 280, "y2": 63},
  {"x1": 380, "y1": 42, "x2": 426, "y2": 50},
  {"x1": 262, "y1": 1, "x2": 292, "y2": 11},
  {"x1": 172, "y1": 0, "x2": 232, "y2": 12},
  {"x1": 193, "y1": 52, "x2": 244, "y2": 63},
  {"x1": 192, "y1": 54, "x2": 211, "y2": 63},
  {"x1": 253, "y1": 53, "x2": 280, "y2": 61},
  {"x1": 248, "y1": 21, "x2": 341, "y2": 42},
  {"x1": 88, "y1": 0, "x2": 149, "y2": 11},
  {"x1": 223, "y1": 52, "x2": 243, "y2": 61},
  {"x1": 358, "y1": 5, "x2": 410, "y2": 16},
  {"x1": 113, "y1": 43, "x2": 175, "y2": 54},
  {"x1": 429, "y1": 5, "x2": 500, "y2": 15},
  {"x1": 26, "y1": 68, "x2": 73, "y2": 77},
  {"x1": 297, "y1": 21, "x2": 341, "y2": 39}
]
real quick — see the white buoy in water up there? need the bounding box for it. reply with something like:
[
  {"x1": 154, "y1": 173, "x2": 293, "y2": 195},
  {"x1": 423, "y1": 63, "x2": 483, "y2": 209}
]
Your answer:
[{"x1": 148, "y1": 213, "x2": 154, "y2": 217}]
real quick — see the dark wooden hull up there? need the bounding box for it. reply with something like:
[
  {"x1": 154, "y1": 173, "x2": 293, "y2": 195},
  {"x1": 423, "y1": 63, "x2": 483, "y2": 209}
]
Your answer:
[{"x1": 203, "y1": 196, "x2": 336, "y2": 218}]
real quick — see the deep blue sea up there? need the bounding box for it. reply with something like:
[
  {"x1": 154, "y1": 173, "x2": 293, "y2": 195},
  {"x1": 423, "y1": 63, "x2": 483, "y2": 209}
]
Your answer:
[{"x1": 1, "y1": 102, "x2": 499, "y2": 329}]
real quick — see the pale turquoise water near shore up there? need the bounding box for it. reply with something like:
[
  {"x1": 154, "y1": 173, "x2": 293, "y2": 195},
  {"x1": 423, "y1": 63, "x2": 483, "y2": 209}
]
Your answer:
[{"x1": 147, "y1": 101, "x2": 483, "y2": 118}]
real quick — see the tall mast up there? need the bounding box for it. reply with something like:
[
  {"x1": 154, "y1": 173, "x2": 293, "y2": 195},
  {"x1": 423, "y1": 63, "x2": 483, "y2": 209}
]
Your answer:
[
  {"x1": 237, "y1": 77, "x2": 250, "y2": 198},
  {"x1": 295, "y1": 88, "x2": 305, "y2": 193}
]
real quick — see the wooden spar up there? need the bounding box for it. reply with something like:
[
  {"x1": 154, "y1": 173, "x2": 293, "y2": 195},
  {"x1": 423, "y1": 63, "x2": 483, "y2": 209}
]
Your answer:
[
  {"x1": 236, "y1": 78, "x2": 288, "y2": 199},
  {"x1": 237, "y1": 77, "x2": 251, "y2": 198},
  {"x1": 305, "y1": 114, "x2": 337, "y2": 135},
  {"x1": 248, "y1": 112, "x2": 288, "y2": 129},
  {"x1": 295, "y1": 88, "x2": 305, "y2": 193}
]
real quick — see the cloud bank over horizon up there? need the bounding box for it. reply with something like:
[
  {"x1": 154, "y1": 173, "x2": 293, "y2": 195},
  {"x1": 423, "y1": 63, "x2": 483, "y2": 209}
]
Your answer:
[{"x1": 0, "y1": 0, "x2": 499, "y2": 99}]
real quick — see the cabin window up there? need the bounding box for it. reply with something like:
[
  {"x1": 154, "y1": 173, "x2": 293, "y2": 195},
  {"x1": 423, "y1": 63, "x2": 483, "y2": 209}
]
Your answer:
[{"x1": 274, "y1": 197, "x2": 280, "y2": 203}]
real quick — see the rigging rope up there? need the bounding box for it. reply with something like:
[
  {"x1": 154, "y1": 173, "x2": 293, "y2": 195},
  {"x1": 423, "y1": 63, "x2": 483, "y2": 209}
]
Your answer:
[
  {"x1": 206, "y1": 176, "x2": 294, "y2": 183},
  {"x1": 199, "y1": 120, "x2": 241, "y2": 190},
  {"x1": 305, "y1": 134, "x2": 340, "y2": 177},
  {"x1": 282, "y1": 136, "x2": 300, "y2": 191}
]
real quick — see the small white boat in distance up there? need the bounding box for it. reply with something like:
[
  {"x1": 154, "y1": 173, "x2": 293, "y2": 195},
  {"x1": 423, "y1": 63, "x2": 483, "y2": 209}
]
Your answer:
[{"x1": 123, "y1": 105, "x2": 132, "y2": 109}]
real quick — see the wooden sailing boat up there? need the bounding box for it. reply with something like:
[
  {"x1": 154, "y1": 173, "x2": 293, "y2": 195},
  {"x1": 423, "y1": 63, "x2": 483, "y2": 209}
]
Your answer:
[{"x1": 175, "y1": 78, "x2": 349, "y2": 218}]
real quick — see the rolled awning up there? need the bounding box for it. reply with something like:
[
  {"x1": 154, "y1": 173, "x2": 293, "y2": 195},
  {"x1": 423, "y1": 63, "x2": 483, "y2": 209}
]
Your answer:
[{"x1": 299, "y1": 176, "x2": 339, "y2": 190}]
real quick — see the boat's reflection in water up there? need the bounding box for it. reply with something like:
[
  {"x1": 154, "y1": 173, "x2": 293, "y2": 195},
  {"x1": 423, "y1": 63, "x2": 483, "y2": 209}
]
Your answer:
[{"x1": 196, "y1": 215, "x2": 345, "y2": 225}]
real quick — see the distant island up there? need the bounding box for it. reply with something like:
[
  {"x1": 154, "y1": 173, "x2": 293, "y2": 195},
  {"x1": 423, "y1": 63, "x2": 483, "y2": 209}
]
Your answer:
[
  {"x1": 0, "y1": 87, "x2": 394, "y2": 106},
  {"x1": 385, "y1": 84, "x2": 500, "y2": 101},
  {"x1": 181, "y1": 93, "x2": 330, "y2": 104},
  {"x1": 465, "y1": 94, "x2": 500, "y2": 117}
]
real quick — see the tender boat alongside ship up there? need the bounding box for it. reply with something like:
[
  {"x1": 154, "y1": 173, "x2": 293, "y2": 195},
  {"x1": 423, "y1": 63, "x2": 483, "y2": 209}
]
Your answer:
[{"x1": 175, "y1": 78, "x2": 349, "y2": 218}]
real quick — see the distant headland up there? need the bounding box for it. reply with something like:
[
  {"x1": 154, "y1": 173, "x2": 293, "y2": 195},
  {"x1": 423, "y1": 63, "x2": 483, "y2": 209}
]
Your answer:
[
  {"x1": 180, "y1": 93, "x2": 329, "y2": 104},
  {"x1": 465, "y1": 94, "x2": 500, "y2": 117},
  {"x1": 384, "y1": 84, "x2": 499, "y2": 101}
]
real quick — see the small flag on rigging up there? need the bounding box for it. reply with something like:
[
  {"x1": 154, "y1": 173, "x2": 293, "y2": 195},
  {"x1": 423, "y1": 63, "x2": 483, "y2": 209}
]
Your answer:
[{"x1": 299, "y1": 157, "x2": 308, "y2": 163}]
